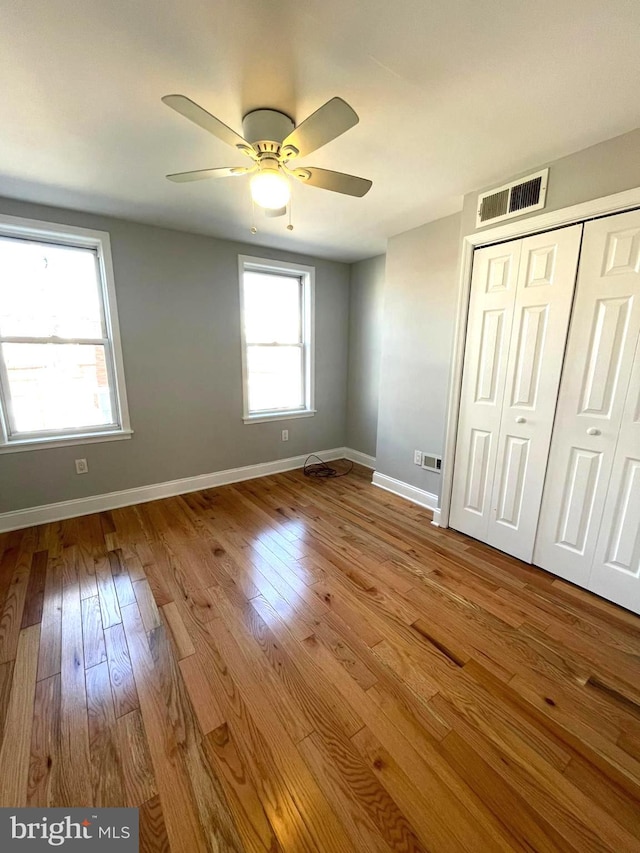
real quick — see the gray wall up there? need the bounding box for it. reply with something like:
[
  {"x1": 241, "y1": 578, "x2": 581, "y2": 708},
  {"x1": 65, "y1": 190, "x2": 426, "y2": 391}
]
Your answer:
[
  {"x1": 462, "y1": 126, "x2": 640, "y2": 236},
  {"x1": 346, "y1": 255, "x2": 385, "y2": 458},
  {"x1": 375, "y1": 213, "x2": 461, "y2": 497},
  {"x1": 0, "y1": 196, "x2": 350, "y2": 513}
]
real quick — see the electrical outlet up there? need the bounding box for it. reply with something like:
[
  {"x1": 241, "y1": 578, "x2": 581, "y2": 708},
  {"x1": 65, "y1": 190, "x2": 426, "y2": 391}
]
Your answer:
[
  {"x1": 413, "y1": 450, "x2": 422, "y2": 465},
  {"x1": 75, "y1": 458, "x2": 89, "y2": 474},
  {"x1": 281, "y1": 429, "x2": 289, "y2": 442}
]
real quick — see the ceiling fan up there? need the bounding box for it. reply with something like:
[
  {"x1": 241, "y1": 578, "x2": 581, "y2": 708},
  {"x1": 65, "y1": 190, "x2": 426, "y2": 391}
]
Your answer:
[{"x1": 162, "y1": 94, "x2": 372, "y2": 218}]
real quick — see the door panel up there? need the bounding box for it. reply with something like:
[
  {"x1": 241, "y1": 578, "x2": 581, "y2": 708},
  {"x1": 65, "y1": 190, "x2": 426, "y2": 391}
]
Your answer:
[
  {"x1": 579, "y1": 296, "x2": 631, "y2": 415},
  {"x1": 599, "y1": 458, "x2": 640, "y2": 573},
  {"x1": 523, "y1": 242, "x2": 558, "y2": 288},
  {"x1": 554, "y1": 448, "x2": 603, "y2": 553},
  {"x1": 487, "y1": 225, "x2": 583, "y2": 561},
  {"x1": 475, "y1": 310, "x2": 506, "y2": 403},
  {"x1": 494, "y1": 435, "x2": 529, "y2": 527},
  {"x1": 509, "y1": 304, "x2": 548, "y2": 408},
  {"x1": 534, "y1": 209, "x2": 640, "y2": 595},
  {"x1": 450, "y1": 242, "x2": 520, "y2": 541},
  {"x1": 486, "y1": 252, "x2": 514, "y2": 292},
  {"x1": 588, "y1": 331, "x2": 640, "y2": 613},
  {"x1": 462, "y1": 429, "x2": 492, "y2": 514}
]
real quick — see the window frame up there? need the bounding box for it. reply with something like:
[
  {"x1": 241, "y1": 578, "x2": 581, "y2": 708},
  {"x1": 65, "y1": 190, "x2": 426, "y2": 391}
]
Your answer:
[
  {"x1": 0, "y1": 213, "x2": 132, "y2": 453},
  {"x1": 238, "y1": 255, "x2": 315, "y2": 424}
]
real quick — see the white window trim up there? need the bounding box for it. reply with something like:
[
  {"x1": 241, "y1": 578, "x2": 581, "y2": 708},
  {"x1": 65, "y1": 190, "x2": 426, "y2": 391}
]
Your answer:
[
  {"x1": 238, "y1": 255, "x2": 315, "y2": 424},
  {"x1": 0, "y1": 213, "x2": 133, "y2": 453}
]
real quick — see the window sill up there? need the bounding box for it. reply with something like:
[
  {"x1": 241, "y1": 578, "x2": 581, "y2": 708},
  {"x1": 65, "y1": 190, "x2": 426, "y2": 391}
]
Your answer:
[
  {"x1": 243, "y1": 410, "x2": 316, "y2": 425},
  {"x1": 0, "y1": 428, "x2": 134, "y2": 454}
]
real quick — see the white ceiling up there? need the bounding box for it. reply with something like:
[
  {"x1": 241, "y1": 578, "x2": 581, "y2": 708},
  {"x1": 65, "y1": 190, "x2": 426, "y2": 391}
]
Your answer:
[{"x1": 1, "y1": 0, "x2": 639, "y2": 262}]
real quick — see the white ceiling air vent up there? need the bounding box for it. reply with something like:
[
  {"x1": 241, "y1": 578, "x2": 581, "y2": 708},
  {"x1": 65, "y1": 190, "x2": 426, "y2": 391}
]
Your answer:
[{"x1": 476, "y1": 168, "x2": 549, "y2": 227}]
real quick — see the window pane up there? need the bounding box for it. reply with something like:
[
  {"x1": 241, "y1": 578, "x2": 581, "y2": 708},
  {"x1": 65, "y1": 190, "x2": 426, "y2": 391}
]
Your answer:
[
  {"x1": 0, "y1": 238, "x2": 103, "y2": 338},
  {"x1": 247, "y1": 345, "x2": 303, "y2": 412},
  {"x1": 2, "y1": 342, "x2": 115, "y2": 434},
  {"x1": 243, "y1": 272, "x2": 301, "y2": 344}
]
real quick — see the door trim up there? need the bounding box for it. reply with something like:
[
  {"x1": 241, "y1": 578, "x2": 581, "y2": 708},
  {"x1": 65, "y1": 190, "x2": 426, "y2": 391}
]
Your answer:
[{"x1": 439, "y1": 185, "x2": 640, "y2": 530}]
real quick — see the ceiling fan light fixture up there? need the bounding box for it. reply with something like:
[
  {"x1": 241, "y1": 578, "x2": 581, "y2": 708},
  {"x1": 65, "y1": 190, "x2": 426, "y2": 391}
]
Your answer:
[{"x1": 250, "y1": 167, "x2": 290, "y2": 210}]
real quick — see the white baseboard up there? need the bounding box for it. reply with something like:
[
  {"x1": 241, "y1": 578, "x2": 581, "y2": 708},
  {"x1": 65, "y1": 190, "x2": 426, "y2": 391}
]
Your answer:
[
  {"x1": 0, "y1": 447, "x2": 349, "y2": 533},
  {"x1": 431, "y1": 507, "x2": 442, "y2": 527},
  {"x1": 342, "y1": 448, "x2": 376, "y2": 469},
  {"x1": 371, "y1": 472, "x2": 438, "y2": 512}
]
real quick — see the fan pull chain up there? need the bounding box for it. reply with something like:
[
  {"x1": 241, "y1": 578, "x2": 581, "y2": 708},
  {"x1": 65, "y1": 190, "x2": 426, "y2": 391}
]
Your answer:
[
  {"x1": 287, "y1": 194, "x2": 294, "y2": 231},
  {"x1": 250, "y1": 198, "x2": 257, "y2": 235}
]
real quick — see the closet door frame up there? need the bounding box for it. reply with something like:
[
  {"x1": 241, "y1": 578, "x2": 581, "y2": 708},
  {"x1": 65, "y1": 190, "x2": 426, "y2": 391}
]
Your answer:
[{"x1": 438, "y1": 185, "x2": 640, "y2": 530}]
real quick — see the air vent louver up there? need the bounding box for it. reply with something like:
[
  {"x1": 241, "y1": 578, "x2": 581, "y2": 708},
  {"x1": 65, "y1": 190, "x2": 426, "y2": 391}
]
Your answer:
[
  {"x1": 477, "y1": 169, "x2": 548, "y2": 227},
  {"x1": 480, "y1": 189, "x2": 509, "y2": 221}
]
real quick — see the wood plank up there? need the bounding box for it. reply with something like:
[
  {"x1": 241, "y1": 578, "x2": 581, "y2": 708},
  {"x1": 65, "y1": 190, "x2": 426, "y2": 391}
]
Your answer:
[
  {"x1": 133, "y1": 579, "x2": 161, "y2": 632},
  {"x1": 86, "y1": 660, "x2": 126, "y2": 806},
  {"x1": 95, "y1": 554, "x2": 122, "y2": 628},
  {"x1": 0, "y1": 623, "x2": 40, "y2": 806},
  {"x1": 0, "y1": 533, "x2": 22, "y2": 613},
  {"x1": 36, "y1": 553, "x2": 63, "y2": 681},
  {"x1": 204, "y1": 722, "x2": 283, "y2": 853},
  {"x1": 115, "y1": 709, "x2": 157, "y2": 807},
  {"x1": 109, "y1": 549, "x2": 137, "y2": 608},
  {"x1": 81, "y1": 595, "x2": 107, "y2": 668},
  {"x1": 139, "y1": 795, "x2": 171, "y2": 853},
  {"x1": 161, "y1": 601, "x2": 195, "y2": 659},
  {"x1": 0, "y1": 536, "x2": 34, "y2": 663},
  {"x1": 104, "y1": 622, "x2": 139, "y2": 717},
  {"x1": 0, "y1": 659, "x2": 14, "y2": 751},
  {"x1": 134, "y1": 541, "x2": 174, "y2": 608},
  {"x1": 21, "y1": 550, "x2": 48, "y2": 628},
  {"x1": 56, "y1": 583, "x2": 92, "y2": 807},
  {"x1": 27, "y1": 673, "x2": 61, "y2": 807},
  {"x1": 73, "y1": 531, "x2": 99, "y2": 600},
  {"x1": 179, "y1": 652, "x2": 225, "y2": 735}
]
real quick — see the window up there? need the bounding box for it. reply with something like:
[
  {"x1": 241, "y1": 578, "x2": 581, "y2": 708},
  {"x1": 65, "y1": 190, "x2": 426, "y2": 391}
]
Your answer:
[
  {"x1": 239, "y1": 256, "x2": 315, "y2": 423},
  {"x1": 0, "y1": 214, "x2": 131, "y2": 451}
]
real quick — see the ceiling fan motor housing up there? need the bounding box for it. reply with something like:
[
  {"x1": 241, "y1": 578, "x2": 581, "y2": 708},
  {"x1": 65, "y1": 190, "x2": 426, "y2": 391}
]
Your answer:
[{"x1": 242, "y1": 109, "x2": 295, "y2": 148}]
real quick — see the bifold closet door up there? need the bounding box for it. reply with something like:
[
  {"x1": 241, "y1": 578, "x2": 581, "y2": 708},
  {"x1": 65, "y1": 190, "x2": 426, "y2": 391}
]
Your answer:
[
  {"x1": 534, "y1": 207, "x2": 640, "y2": 611},
  {"x1": 450, "y1": 225, "x2": 582, "y2": 561},
  {"x1": 449, "y1": 240, "x2": 521, "y2": 544}
]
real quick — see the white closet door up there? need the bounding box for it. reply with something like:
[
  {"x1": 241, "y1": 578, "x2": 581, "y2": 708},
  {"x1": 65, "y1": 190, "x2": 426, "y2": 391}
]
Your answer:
[
  {"x1": 449, "y1": 241, "x2": 521, "y2": 542},
  {"x1": 534, "y1": 208, "x2": 640, "y2": 589},
  {"x1": 487, "y1": 225, "x2": 582, "y2": 561},
  {"x1": 589, "y1": 336, "x2": 640, "y2": 613}
]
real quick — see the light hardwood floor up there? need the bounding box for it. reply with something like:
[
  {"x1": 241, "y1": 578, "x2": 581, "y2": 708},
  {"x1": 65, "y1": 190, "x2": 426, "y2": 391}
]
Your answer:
[{"x1": 0, "y1": 463, "x2": 639, "y2": 851}]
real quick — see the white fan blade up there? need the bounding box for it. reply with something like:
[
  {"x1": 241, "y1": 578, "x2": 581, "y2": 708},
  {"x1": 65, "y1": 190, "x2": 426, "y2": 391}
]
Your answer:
[
  {"x1": 281, "y1": 97, "x2": 359, "y2": 158},
  {"x1": 292, "y1": 167, "x2": 372, "y2": 197},
  {"x1": 162, "y1": 94, "x2": 250, "y2": 150},
  {"x1": 166, "y1": 166, "x2": 252, "y2": 182}
]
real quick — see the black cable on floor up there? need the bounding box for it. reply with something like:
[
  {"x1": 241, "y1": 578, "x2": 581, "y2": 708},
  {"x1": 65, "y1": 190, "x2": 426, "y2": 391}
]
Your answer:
[{"x1": 303, "y1": 454, "x2": 353, "y2": 479}]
